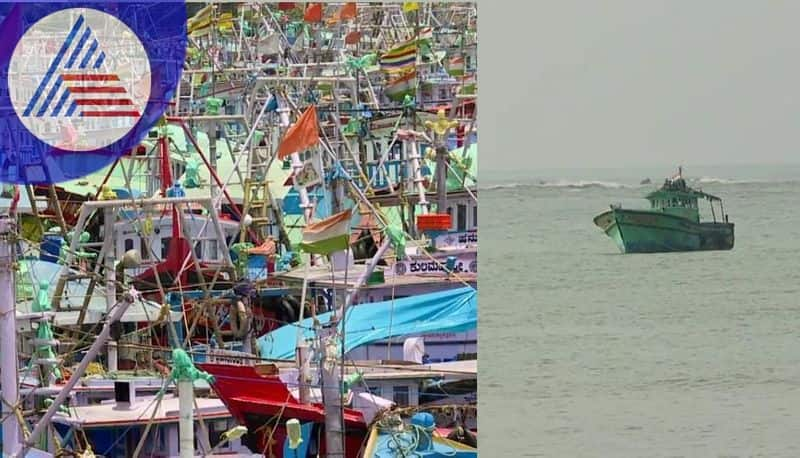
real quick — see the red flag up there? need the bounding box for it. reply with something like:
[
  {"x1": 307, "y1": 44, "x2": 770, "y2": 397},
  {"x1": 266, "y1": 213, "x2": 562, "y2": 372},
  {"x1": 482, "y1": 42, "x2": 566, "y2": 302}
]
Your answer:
[
  {"x1": 304, "y1": 3, "x2": 322, "y2": 22},
  {"x1": 277, "y1": 106, "x2": 320, "y2": 159},
  {"x1": 278, "y1": 2, "x2": 295, "y2": 10},
  {"x1": 339, "y1": 3, "x2": 357, "y2": 20}
]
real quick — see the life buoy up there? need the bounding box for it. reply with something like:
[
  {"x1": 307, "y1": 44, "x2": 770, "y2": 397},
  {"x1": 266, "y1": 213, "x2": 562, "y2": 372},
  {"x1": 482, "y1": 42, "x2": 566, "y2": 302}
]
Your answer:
[
  {"x1": 281, "y1": 298, "x2": 298, "y2": 323},
  {"x1": 229, "y1": 300, "x2": 252, "y2": 338}
]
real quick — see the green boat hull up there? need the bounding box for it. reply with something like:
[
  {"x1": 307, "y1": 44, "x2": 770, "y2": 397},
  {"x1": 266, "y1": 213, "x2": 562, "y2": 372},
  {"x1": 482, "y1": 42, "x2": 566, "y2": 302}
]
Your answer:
[{"x1": 593, "y1": 208, "x2": 734, "y2": 253}]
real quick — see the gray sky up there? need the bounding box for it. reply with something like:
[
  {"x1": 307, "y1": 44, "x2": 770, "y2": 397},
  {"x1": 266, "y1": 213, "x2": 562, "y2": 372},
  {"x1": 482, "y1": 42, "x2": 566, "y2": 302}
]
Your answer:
[{"x1": 480, "y1": 1, "x2": 800, "y2": 170}]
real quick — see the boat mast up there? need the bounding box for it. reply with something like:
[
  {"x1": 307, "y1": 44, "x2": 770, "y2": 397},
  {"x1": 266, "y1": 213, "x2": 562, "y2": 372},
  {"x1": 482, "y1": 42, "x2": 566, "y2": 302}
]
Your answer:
[
  {"x1": 321, "y1": 235, "x2": 393, "y2": 458},
  {"x1": 0, "y1": 215, "x2": 20, "y2": 455},
  {"x1": 320, "y1": 8, "x2": 418, "y2": 449},
  {"x1": 427, "y1": 111, "x2": 458, "y2": 218}
]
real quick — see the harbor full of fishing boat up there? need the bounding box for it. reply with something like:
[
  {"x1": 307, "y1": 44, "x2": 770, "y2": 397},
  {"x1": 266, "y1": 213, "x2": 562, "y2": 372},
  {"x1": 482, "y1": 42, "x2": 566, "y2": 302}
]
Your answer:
[{"x1": 0, "y1": 3, "x2": 478, "y2": 457}]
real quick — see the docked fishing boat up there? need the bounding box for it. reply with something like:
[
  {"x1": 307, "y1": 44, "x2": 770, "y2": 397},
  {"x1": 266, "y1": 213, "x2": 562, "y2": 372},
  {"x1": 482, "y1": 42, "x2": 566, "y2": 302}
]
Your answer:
[
  {"x1": 199, "y1": 287, "x2": 477, "y2": 457},
  {"x1": 50, "y1": 386, "x2": 255, "y2": 457},
  {"x1": 195, "y1": 273, "x2": 477, "y2": 454},
  {"x1": 199, "y1": 357, "x2": 477, "y2": 458},
  {"x1": 593, "y1": 168, "x2": 734, "y2": 253},
  {"x1": 362, "y1": 412, "x2": 477, "y2": 458},
  {"x1": 197, "y1": 361, "x2": 373, "y2": 458}
]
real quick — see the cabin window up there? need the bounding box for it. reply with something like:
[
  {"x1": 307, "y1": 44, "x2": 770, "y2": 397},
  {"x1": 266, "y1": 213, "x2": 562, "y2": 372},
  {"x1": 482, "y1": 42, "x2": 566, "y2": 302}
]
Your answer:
[
  {"x1": 393, "y1": 385, "x2": 410, "y2": 405},
  {"x1": 390, "y1": 141, "x2": 403, "y2": 160},
  {"x1": 194, "y1": 241, "x2": 203, "y2": 259},
  {"x1": 161, "y1": 237, "x2": 171, "y2": 259},
  {"x1": 208, "y1": 240, "x2": 219, "y2": 260},
  {"x1": 439, "y1": 88, "x2": 448, "y2": 100},
  {"x1": 207, "y1": 419, "x2": 229, "y2": 450},
  {"x1": 457, "y1": 204, "x2": 467, "y2": 232},
  {"x1": 124, "y1": 238, "x2": 134, "y2": 252},
  {"x1": 472, "y1": 205, "x2": 478, "y2": 227},
  {"x1": 156, "y1": 429, "x2": 166, "y2": 453},
  {"x1": 140, "y1": 237, "x2": 150, "y2": 260}
]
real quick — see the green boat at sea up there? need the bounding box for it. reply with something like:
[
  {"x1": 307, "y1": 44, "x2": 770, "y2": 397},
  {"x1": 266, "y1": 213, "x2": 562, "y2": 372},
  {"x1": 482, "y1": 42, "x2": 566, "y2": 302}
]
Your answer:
[{"x1": 593, "y1": 168, "x2": 734, "y2": 253}]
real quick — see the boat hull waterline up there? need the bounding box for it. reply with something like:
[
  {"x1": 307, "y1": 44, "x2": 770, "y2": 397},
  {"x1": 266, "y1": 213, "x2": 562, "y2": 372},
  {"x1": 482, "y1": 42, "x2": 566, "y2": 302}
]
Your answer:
[{"x1": 594, "y1": 208, "x2": 734, "y2": 254}]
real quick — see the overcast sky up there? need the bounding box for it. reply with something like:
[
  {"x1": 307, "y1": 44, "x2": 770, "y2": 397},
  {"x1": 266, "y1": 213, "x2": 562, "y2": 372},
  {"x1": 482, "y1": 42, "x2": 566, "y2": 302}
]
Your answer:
[{"x1": 480, "y1": 1, "x2": 800, "y2": 170}]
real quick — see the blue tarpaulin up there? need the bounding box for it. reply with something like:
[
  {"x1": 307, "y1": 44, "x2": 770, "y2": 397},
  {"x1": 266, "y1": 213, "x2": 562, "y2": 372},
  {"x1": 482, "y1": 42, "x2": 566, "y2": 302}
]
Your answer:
[{"x1": 258, "y1": 287, "x2": 477, "y2": 360}]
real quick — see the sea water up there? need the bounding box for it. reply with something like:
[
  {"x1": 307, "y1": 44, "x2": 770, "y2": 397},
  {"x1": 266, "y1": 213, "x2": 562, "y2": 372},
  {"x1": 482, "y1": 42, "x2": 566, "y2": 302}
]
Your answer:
[{"x1": 480, "y1": 164, "x2": 800, "y2": 457}]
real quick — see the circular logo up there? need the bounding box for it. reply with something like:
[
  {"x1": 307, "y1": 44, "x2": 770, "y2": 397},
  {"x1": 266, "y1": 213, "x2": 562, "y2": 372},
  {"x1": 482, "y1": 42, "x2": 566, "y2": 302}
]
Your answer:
[
  {"x1": 9, "y1": 8, "x2": 151, "y2": 151},
  {"x1": 0, "y1": 3, "x2": 186, "y2": 185}
]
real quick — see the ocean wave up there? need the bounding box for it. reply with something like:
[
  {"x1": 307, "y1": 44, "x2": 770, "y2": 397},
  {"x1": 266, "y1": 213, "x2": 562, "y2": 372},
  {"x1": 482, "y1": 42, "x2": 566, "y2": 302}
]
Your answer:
[
  {"x1": 692, "y1": 176, "x2": 737, "y2": 184},
  {"x1": 479, "y1": 180, "x2": 635, "y2": 191},
  {"x1": 480, "y1": 182, "x2": 525, "y2": 191},
  {"x1": 480, "y1": 177, "x2": 799, "y2": 191},
  {"x1": 688, "y1": 176, "x2": 782, "y2": 185},
  {"x1": 536, "y1": 180, "x2": 634, "y2": 189}
]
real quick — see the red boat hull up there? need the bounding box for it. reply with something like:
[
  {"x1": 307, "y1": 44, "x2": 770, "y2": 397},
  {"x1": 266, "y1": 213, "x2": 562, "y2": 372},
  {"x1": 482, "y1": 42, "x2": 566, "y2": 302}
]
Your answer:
[{"x1": 198, "y1": 363, "x2": 369, "y2": 458}]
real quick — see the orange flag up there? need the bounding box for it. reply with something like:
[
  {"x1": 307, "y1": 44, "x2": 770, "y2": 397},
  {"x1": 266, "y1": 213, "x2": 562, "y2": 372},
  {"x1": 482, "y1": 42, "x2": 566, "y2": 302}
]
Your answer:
[
  {"x1": 339, "y1": 2, "x2": 357, "y2": 20},
  {"x1": 304, "y1": 3, "x2": 322, "y2": 22},
  {"x1": 277, "y1": 106, "x2": 320, "y2": 159}
]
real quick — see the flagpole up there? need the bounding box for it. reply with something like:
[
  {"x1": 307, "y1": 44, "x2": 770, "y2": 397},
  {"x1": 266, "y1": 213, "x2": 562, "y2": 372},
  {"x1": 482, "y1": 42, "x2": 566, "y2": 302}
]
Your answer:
[
  {"x1": 295, "y1": 254, "x2": 311, "y2": 404},
  {"x1": 278, "y1": 101, "x2": 320, "y2": 266}
]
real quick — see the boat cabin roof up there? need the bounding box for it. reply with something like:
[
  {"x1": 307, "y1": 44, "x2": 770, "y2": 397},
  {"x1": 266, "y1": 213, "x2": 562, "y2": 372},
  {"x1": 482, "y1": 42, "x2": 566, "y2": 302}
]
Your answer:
[
  {"x1": 273, "y1": 263, "x2": 477, "y2": 289},
  {"x1": 17, "y1": 260, "x2": 182, "y2": 326},
  {"x1": 268, "y1": 359, "x2": 477, "y2": 381},
  {"x1": 51, "y1": 394, "x2": 229, "y2": 428},
  {"x1": 645, "y1": 177, "x2": 721, "y2": 202}
]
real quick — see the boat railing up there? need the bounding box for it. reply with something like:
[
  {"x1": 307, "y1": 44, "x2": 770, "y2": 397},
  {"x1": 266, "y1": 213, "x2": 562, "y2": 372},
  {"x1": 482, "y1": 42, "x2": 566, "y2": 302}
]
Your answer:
[
  {"x1": 364, "y1": 159, "x2": 433, "y2": 191},
  {"x1": 204, "y1": 349, "x2": 256, "y2": 366},
  {"x1": 365, "y1": 160, "x2": 406, "y2": 189}
]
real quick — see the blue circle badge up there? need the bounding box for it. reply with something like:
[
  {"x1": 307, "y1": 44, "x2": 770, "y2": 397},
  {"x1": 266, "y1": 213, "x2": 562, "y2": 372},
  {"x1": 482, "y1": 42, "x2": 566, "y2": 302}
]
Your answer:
[{"x1": 0, "y1": 2, "x2": 186, "y2": 184}]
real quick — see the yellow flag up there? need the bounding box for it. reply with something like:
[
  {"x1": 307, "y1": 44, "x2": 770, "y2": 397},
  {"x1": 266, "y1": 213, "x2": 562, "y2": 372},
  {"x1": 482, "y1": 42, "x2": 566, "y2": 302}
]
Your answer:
[{"x1": 403, "y1": 2, "x2": 419, "y2": 12}]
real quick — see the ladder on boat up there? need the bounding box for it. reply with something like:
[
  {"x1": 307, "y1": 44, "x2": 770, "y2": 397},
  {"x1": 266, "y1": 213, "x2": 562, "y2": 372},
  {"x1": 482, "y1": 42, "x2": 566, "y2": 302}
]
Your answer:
[
  {"x1": 26, "y1": 185, "x2": 69, "y2": 237},
  {"x1": 240, "y1": 124, "x2": 291, "y2": 249}
]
